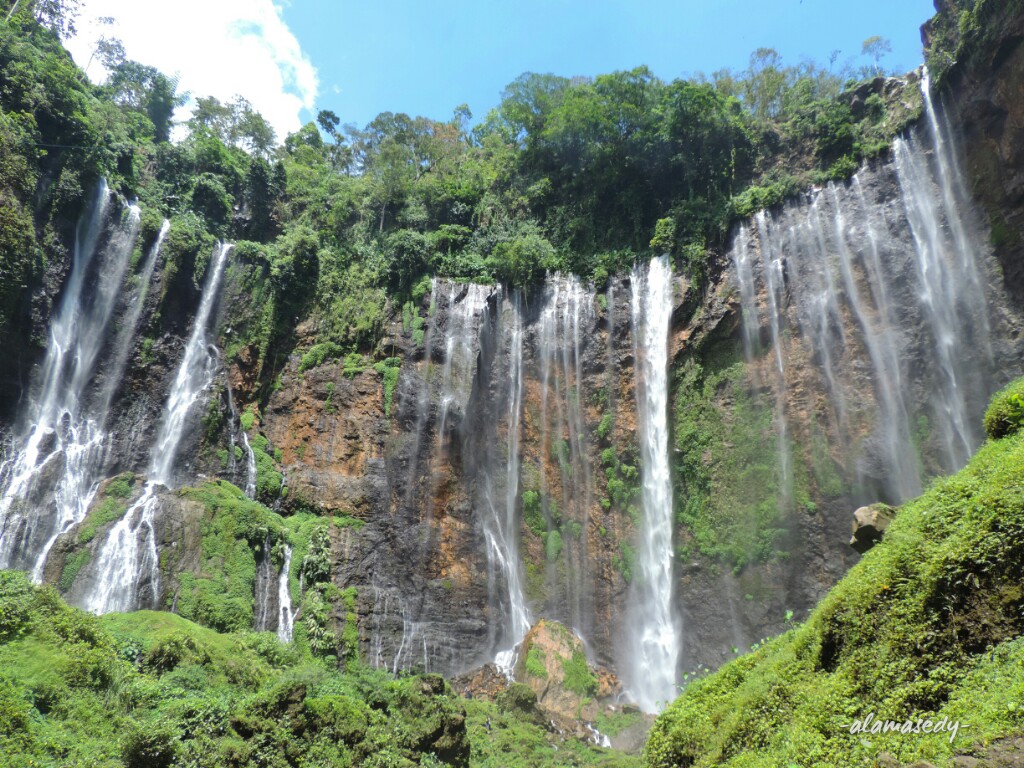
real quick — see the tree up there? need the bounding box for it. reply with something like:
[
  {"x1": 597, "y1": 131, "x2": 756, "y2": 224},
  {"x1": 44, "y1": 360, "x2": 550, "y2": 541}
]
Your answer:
[
  {"x1": 862, "y1": 36, "x2": 892, "y2": 76},
  {"x1": 106, "y1": 60, "x2": 187, "y2": 142},
  {"x1": 188, "y1": 95, "x2": 276, "y2": 157},
  {"x1": 5, "y1": 0, "x2": 80, "y2": 39}
]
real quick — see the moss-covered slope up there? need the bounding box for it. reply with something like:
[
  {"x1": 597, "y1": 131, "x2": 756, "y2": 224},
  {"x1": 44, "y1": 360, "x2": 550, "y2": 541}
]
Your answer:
[
  {"x1": 645, "y1": 383, "x2": 1024, "y2": 767},
  {"x1": 0, "y1": 569, "x2": 639, "y2": 767}
]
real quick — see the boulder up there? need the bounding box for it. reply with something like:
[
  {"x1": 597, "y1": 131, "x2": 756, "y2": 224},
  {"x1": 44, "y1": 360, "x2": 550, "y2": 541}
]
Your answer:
[{"x1": 850, "y1": 503, "x2": 896, "y2": 553}]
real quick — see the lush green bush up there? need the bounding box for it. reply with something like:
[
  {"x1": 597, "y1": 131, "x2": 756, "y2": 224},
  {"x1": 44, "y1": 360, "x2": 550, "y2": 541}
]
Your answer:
[{"x1": 983, "y1": 376, "x2": 1024, "y2": 440}]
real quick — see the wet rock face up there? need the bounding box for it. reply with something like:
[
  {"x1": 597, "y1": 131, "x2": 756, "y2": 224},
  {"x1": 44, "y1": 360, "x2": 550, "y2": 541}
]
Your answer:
[
  {"x1": 44, "y1": 476, "x2": 206, "y2": 611},
  {"x1": 934, "y1": 4, "x2": 1024, "y2": 302}
]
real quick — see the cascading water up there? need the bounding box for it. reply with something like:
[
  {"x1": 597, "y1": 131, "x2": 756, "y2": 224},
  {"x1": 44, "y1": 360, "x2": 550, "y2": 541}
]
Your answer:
[
  {"x1": 276, "y1": 544, "x2": 294, "y2": 642},
  {"x1": 624, "y1": 255, "x2": 681, "y2": 713},
  {"x1": 241, "y1": 432, "x2": 258, "y2": 499},
  {"x1": 483, "y1": 290, "x2": 532, "y2": 676},
  {"x1": 86, "y1": 243, "x2": 232, "y2": 614},
  {"x1": 729, "y1": 70, "x2": 995, "y2": 506},
  {"x1": 0, "y1": 182, "x2": 144, "y2": 577},
  {"x1": 536, "y1": 274, "x2": 595, "y2": 632},
  {"x1": 254, "y1": 537, "x2": 294, "y2": 641}
]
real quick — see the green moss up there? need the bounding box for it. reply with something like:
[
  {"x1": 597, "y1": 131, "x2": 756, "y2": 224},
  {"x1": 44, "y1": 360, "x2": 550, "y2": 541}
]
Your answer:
[
  {"x1": 0, "y1": 571, "x2": 497, "y2": 768},
  {"x1": 522, "y1": 490, "x2": 544, "y2": 537},
  {"x1": 613, "y1": 541, "x2": 636, "y2": 583},
  {"x1": 249, "y1": 434, "x2": 283, "y2": 499},
  {"x1": 672, "y1": 342, "x2": 789, "y2": 568},
  {"x1": 239, "y1": 406, "x2": 256, "y2": 432},
  {"x1": 58, "y1": 550, "x2": 90, "y2": 592},
  {"x1": 176, "y1": 480, "x2": 288, "y2": 632},
  {"x1": 525, "y1": 647, "x2": 547, "y2": 679},
  {"x1": 104, "y1": 473, "x2": 135, "y2": 499},
  {"x1": 561, "y1": 649, "x2": 598, "y2": 697},
  {"x1": 645, "y1": 424, "x2": 1024, "y2": 767},
  {"x1": 544, "y1": 529, "x2": 563, "y2": 562},
  {"x1": 77, "y1": 497, "x2": 128, "y2": 545}
]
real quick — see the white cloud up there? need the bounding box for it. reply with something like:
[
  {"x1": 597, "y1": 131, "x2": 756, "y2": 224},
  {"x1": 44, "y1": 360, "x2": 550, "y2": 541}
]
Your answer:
[{"x1": 66, "y1": 0, "x2": 319, "y2": 141}]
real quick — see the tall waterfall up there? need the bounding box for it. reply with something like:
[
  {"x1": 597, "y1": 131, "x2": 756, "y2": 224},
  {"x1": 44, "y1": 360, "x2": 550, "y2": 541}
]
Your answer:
[
  {"x1": 0, "y1": 182, "x2": 143, "y2": 577},
  {"x1": 625, "y1": 256, "x2": 681, "y2": 713},
  {"x1": 486, "y1": 290, "x2": 532, "y2": 674},
  {"x1": 537, "y1": 275, "x2": 595, "y2": 634},
  {"x1": 729, "y1": 71, "x2": 995, "y2": 507},
  {"x1": 87, "y1": 243, "x2": 232, "y2": 614}
]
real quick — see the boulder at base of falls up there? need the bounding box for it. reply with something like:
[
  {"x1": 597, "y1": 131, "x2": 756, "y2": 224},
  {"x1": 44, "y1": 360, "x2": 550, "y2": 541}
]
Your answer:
[
  {"x1": 512, "y1": 619, "x2": 619, "y2": 723},
  {"x1": 850, "y1": 503, "x2": 896, "y2": 553}
]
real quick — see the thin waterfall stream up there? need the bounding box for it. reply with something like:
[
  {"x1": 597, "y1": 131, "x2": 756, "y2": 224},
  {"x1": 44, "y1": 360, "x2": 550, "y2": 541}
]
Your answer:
[{"x1": 86, "y1": 242, "x2": 232, "y2": 614}]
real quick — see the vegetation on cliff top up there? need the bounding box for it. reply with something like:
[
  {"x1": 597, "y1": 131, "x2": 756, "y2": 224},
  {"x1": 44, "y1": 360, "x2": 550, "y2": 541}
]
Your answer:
[
  {"x1": 645, "y1": 380, "x2": 1024, "y2": 767},
  {"x1": 0, "y1": 0, "x2": 920, "y2": 394}
]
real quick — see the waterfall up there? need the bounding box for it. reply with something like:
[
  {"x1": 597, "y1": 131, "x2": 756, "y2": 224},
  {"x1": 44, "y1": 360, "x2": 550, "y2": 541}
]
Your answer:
[
  {"x1": 276, "y1": 544, "x2": 294, "y2": 642},
  {"x1": 253, "y1": 537, "x2": 293, "y2": 641},
  {"x1": 95, "y1": 219, "x2": 171, "y2": 418},
  {"x1": 241, "y1": 432, "x2": 257, "y2": 499},
  {"x1": 625, "y1": 255, "x2": 681, "y2": 713},
  {"x1": 86, "y1": 242, "x2": 232, "y2": 614},
  {"x1": 485, "y1": 290, "x2": 531, "y2": 675},
  {"x1": 254, "y1": 535, "x2": 274, "y2": 632},
  {"x1": 0, "y1": 182, "x2": 143, "y2": 576},
  {"x1": 536, "y1": 274, "x2": 595, "y2": 631},
  {"x1": 728, "y1": 72, "x2": 995, "y2": 506},
  {"x1": 437, "y1": 282, "x2": 489, "y2": 441}
]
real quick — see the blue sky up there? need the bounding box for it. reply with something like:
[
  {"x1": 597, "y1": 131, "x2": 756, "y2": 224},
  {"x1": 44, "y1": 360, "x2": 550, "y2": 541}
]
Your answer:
[
  {"x1": 284, "y1": 0, "x2": 937, "y2": 129},
  {"x1": 69, "y1": 0, "x2": 937, "y2": 140}
]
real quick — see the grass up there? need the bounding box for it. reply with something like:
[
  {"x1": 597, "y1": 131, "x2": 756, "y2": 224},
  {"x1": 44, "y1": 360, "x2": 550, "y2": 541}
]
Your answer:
[{"x1": 645, "y1": 385, "x2": 1024, "y2": 767}]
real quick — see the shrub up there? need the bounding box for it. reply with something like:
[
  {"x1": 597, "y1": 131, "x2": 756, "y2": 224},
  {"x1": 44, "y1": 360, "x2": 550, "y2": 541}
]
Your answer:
[{"x1": 984, "y1": 377, "x2": 1024, "y2": 440}]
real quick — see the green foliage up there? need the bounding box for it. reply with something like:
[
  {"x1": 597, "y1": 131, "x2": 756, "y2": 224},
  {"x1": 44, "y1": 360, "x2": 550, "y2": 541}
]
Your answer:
[
  {"x1": 373, "y1": 358, "x2": 402, "y2": 416},
  {"x1": 105, "y1": 473, "x2": 136, "y2": 500},
  {"x1": 76, "y1": 496, "x2": 128, "y2": 546},
  {"x1": 544, "y1": 529, "x2": 563, "y2": 562},
  {"x1": 561, "y1": 649, "x2": 598, "y2": 697},
  {"x1": 522, "y1": 490, "x2": 545, "y2": 537},
  {"x1": 672, "y1": 343, "x2": 789, "y2": 568},
  {"x1": 525, "y1": 647, "x2": 547, "y2": 679},
  {"x1": 649, "y1": 217, "x2": 676, "y2": 253},
  {"x1": 176, "y1": 480, "x2": 288, "y2": 632},
  {"x1": 984, "y1": 376, "x2": 1024, "y2": 440},
  {"x1": 645, "y1": 427, "x2": 1024, "y2": 767},
  {"x1": 299, "y1": 341, "x2": 345, "y2": 373},
  {"x1": 59, "y1": 550, "x2": 90, "y2": 592},
  {"x1": 613, "y1": 541, "x2": 636, "y2": 583},
  {"x1": 0, "y1": 571, "x2": 494, "y2": 768}
]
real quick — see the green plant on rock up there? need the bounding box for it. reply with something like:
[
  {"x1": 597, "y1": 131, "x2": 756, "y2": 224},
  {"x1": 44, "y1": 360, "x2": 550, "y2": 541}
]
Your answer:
[
  {"x1": 373, "y1": 358, "x2": 401, "y2": 417},
  {"x1": 525, "y1": 647, "x2": 547, "y2": 679},
  {"x1": 561, "y1": 649, "x2": 598, "y2": 697}
]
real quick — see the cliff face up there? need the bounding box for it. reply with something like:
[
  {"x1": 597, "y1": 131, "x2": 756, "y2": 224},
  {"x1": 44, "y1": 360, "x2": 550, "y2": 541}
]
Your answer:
[
  {"x1": 926, "y1": 0, "x2": 1024, "y2": 301},
  {"x1": 4, "y1": 2, "x2": 1024, "y2": 718}
]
